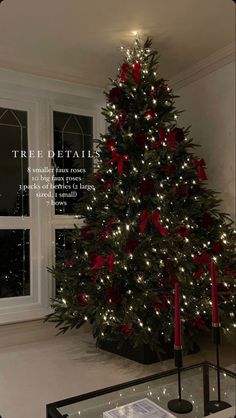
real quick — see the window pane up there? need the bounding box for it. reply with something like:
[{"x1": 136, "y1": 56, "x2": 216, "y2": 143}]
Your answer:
[
  {"x1": 55, "y1": 229, "x2": 75, "y2": 293},
  {"x1": 53, "y1": 111, "x2": 93, "y2": 215},
  {"x1": 0, "y1": 229, "x2": 30, "y2": 298},
  {"x1": 0, "y1": 108, "x2": 29, "y2": 216},
  {"x1": 56, "y1": 229, "x2": 75, "y2": 262}
]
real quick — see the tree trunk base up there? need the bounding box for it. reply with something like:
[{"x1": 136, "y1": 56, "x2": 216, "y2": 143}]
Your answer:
[{"x1": 98, "y1": 339, "x2": 199, "y2": 364}]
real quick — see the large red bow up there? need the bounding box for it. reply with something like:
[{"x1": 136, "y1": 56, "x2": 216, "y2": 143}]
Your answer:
[
  {"x1": 192, "y1": 159, "x2": 208, "y2": 180},
  {"x1": 139, "y1": 210, "x2": 169, "y2": 236},
  {"x1": 109, "y1": 151, "x2": 129, "y2": 175},
  {"x1": 120, "y1": 61, "x2": 141, "y2": 83},
  {"x1": 165, "y1": 260, "x2": 179, "y2": 284},
  {"x1": 91, "y1": 254, "x2": 115, "y2": 272},
  {"x1": 120, "y1": 63, "x2": 131, "y2": 82},
  {"x1": 133, "y1": 61, "x2": 141, "y2": 83},
  {"x1": 151, "y1": 129, "x2": 178, "y2": 149},
  {"x1": 194, "y1": 252, "x2": 211, "y2": 278}
]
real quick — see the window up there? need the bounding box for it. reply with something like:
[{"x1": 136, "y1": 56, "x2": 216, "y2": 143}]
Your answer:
[
  {"x1": 0, "y1": 89, "x2": 103, "y2": 323},
  {"x1": 53, "y1": 111, "x2": 93, "y2": 214},
  {"x1": 0, "y1": 108, "x2": 30, "y2": 299},
  {"x1": 0, "y1": 229, "x2": 30, "y2": 298},
  {"x1": 0, "y1": 108, "x2": 29, "y2": 216}
]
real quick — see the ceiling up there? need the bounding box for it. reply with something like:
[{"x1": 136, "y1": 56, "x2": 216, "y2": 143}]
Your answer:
[{"x1": 0, "y1": 0, "x2": 235, "y2": 88}]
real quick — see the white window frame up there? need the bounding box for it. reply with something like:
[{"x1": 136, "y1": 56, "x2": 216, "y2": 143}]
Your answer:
[
  {"x1": 49, "y1": 103, "x2": 100, "y2": 298},
  {"x1": 0, "y1": 70, "x2": 105, "y2": 324}
]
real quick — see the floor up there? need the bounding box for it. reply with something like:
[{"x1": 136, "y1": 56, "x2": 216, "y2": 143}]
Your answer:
[{"x1": 0, "y1": 322, "x2": 235, "y2": 418}]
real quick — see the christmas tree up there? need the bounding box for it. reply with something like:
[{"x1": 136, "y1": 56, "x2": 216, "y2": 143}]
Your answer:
[{"x1": 47, "y1": 38, "x2": 236, "y2": 355}]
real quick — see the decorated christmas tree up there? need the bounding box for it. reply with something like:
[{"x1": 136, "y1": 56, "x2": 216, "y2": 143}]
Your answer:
[{"x1": 47, "y1": 38, "x2": 236, "y2": 358}]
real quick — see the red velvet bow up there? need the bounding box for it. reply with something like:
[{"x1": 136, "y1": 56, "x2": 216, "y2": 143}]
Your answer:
[
  {"x1": 139, "y1": 210, "x2": 169, "y2": 236},
  {"x1": 151, "y1": 129, "x2": 177, "y2": 149},
  {"x1": 91, "y1": 254, "x2": 115, "y2": 272},
  {"x1": 133, "y1": 61, "x2": 141, "y2": 83},
  {"x1": 192, "y1": 159, "x2": 208, "y2": 180},
  {"x1": 120, "y1": 61, "x2": 141, "y2": 84},
  {"x1": 194, "y1": 252, "x2": 211, "y2": 278},
  {"x1": 166, "y1": 131, "x2": 177, "y2": 148},
  {"x1": 165, "y1": 260, "x2": 179, "y2": 284},
  {"x1": 109, "y1": 151, "x2": 129, "y2": 175},
  {"x1": 120, "y1": 63, "x2": 131, "y2": 82}
]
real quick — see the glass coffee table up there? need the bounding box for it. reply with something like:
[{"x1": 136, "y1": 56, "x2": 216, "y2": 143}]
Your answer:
[{"x1": 46, "y1": 362, "x2": 235, "y2": 418}]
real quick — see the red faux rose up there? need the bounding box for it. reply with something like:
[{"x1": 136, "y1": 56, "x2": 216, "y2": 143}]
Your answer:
[
  {"x1": 175, "y1": 224, "x2": 190, "y2": 238},
  {"x1": 163, "y1": 165, "x2": 176, "y2": 175},
  {"x1": 90, "y1": 276, "x2": 97, "y2": 283},
  {"x1": 123, "y1": 237, "x2": 139, "y2": 254},
  {"x1": 189, "y1": 184, "x2": 201, "y2": 195},
  {"x1": 139, "y1": 179, "x2": 154, "y2": 196},
  {"x1": 107, "y1": 286, "x2": 121, "y2": 304},
  {"x1": 121, "y1": 324, "x2": 134, "y2": 336},
  {"x1": 158, "y1": 129, "x2": 166, "y2": 142},
  {"x1": 212, "y1": 241, "x2": 223, "y2": 255},
  {"x1": 103, "y1": 180, "x2": 113, "y2": 190},
  {"x1": 166, "y1": 128, "x2": 184, "y2": 148},
  {"x1": 75, "y1": 292, "x2": 89, "y2": 306},
  {"x1": 175, "y1": 184, "x2": 189, "y2": 198},
  {"x1": 157, "y1": 81, "x2": 169, "y2": 94},
  {"x1": 194, "y1": 252, "x2": 211, "y2": 265},
  {"x1": 145, "y1": 110, "x2": 155, "y2": 120},
  {"x1": 172, "y1": 127, "x2": 184, "y2": 143},
  {"x1": 64, "y1": 259, "x2": 76, "y2": 268},
  {"x1": 105, "y1": 137, "x2": 116, "y2": 152},
  {"x1": 166, "y1": 132, "x2": 177, "y2": 148},
  {"x1": 95, "y1": 172, "x2": 102, "y2": 181},
  {"x1": 108, "y1": 87, "x2": 124, "y2": 104},
  {"x1": 80, "y1": 226, "x2": 93, "y2": 240},
  {"x1": 189, "y1": 317, "x2": 206, "y2": 330},
  {"x1": 97, "y1": 228, "x2": 109, "y2": 241},
  {"x1": 159, "y1": 278, "x2": 168, "y2": 288},
  {"x1": 150, "y1": 81, "x2": 170, "y2": 97},
  {"x1": 133, "y1": 133, "x2": 147, "y2": 148},
  {"x1": 151, "y1": 140, "x2": 162, "y2": 150},
  {"x1": 202, "y1": 212, "x2": 214, "y2": 228}
]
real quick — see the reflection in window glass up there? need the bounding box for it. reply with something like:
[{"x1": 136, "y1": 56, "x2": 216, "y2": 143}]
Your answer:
[
  {"x1": 0, "y1": 229, "x2": 30, "y2": 298},
  {"x1": 0, "y1": 108, "x2": 29, "y2": 216},
  {"x1": 53, "y1": 111, "x2": 93, "y2": 215}
]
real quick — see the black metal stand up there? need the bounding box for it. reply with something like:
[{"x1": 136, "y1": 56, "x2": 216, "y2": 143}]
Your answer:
[
  {"x1": 208, "y1": 325, "x2": 231, "y2": 413},
  {"x1": 168, "y1": 347, "x2": 193, "y2": 414}
]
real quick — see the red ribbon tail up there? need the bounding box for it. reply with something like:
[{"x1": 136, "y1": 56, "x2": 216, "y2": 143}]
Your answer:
[
  {"x1": 117, "y1": 158, "x2": 123, "y2": 176},
  {"x1": 107, "y1": 255, "x2": 115, "y2": 272},
  {"x1": 158, "y1": 224, "x2": 169, "y2": 237},
  {"x1": 198, "y1": 166, "x2": 208, "y2": 180},
  {"x1": 195, "y1": 267, "x2": 203, "y2": 279},
  {"x1": 152, "y1": 212, "x2": 169, "y2": 236},
  {"x1": 92, "y1": 256, "x2": 105, "y2": 269},
  {"x1": 139, "y1": 211, "x2": 148, "y2": 233}
]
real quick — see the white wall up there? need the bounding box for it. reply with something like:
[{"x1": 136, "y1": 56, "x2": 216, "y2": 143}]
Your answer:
[{"x1": 173, "y1": 61, "x2": 235, "y2": 221}]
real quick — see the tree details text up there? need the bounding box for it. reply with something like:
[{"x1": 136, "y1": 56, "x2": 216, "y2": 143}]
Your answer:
[{"x1": 11, "y1": 150, "x2": 100, "y2": 158}]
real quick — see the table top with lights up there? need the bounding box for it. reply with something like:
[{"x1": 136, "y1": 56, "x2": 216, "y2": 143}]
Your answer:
[{"x1": 46, "y1": 362, "x2": 235, "y2": 418}]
